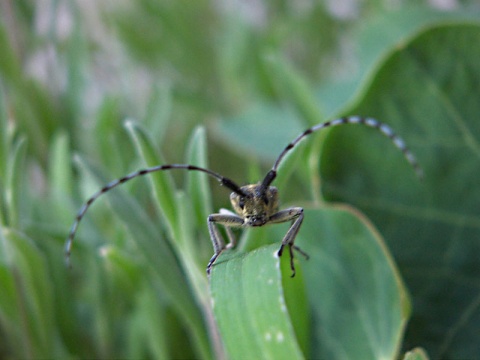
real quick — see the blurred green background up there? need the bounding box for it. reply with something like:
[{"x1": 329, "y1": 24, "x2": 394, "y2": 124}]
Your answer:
[{"x1": 1, "y1": 0, "x2": 479, "y2": 359}]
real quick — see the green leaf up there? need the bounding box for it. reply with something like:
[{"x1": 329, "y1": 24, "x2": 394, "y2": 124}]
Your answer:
[
  {"x1": 49, "y1": 132, "x2": 73, "y2": 198},
  {"x1": 403, "y1": 347, "x2": 430, "y2": 360},
  {"x1": 0, "y1": 229, "x2": 56, "y2": 359},
  {"x1": 217, "y1": 102, "x2": 304, "y2": 162},
  {"x1": 0, "y1": 86, "x2": 9, "y2": 226},
  {"x1": 5, "y1": 137, "x2": 28, "y2": 228},
  {"x1": 185, "y1": 127, "x2": 213, "y2": 234},
  {"x1": 0, "y1": 85, "x2": 8, "y2": 182},
  {"x1": 356, "y1": 7, "x2": 480, "y2": 82},
  {"x1": 301, "y1": 207, "x2": 409, "y2": 359},
  {"x1": 321, "y1": 23, "x2": 480, "y2": 359},
  {"x1": 127, "y1": 284, "x2": 170, "y2": 360},
  {"x1": 101, "y1": 245, "x2": 144, "y2": 296},
  {"x1": 124, "y1": 121, "x2": 212, "y2": 303},
  {"x1": 143, "y1": 84, "x2": 173, "y2": 142},
  {"x1": 92, "y1": 97, "x2": 132, "y2": 175},
  {"x1": 210, "y1": 243, "x2": 306, "y2": 360},
  {"x1": 316, "y1": 6, "x2": 480, "y2": 117},
  {"x1": 210, "y1": 205, "x2": 408, "y2": 359},
  {"x1": 72, "y1": 155, "x2": 212, "y2": 360},
  {"x1": 124, "y1": 120, "x2": 178, "y2": 235},
  {"x1": 262, "y1": 53, "x2": 324, "y2": 126}
]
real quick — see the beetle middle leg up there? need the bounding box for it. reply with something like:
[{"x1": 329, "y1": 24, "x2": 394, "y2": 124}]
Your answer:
[{"x1": 269, "y1": 207, "x2": 309, "y2": 277}]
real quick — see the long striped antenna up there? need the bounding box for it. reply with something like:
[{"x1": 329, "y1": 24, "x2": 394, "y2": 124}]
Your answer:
[
  {"x1": 260, "y1": 116, "x2": 423, "y2": 192},
  {"x1": 65, "y1": 164, "x2": 244, "y2": 266}
]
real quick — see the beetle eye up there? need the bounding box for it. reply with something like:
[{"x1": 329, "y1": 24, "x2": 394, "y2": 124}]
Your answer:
[{"x1": 238, "y1": 197, "x2": 245, "y2": 209}]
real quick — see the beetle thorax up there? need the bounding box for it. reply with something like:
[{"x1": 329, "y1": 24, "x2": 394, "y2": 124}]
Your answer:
[{"x1": 230, "y1": 184, "x2": 279, "y2": 226}]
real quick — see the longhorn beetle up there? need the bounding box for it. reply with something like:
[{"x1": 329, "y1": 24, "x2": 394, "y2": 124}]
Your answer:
[{"x1": 65, "y1": 116, "x2": 422, "y2": 277}]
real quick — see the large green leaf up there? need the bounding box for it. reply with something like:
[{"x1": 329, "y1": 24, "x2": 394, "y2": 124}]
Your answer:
[
  {"x1": 209, "y1": 243, "x2": 307, "y2": 360},
  {"x1": 321, "y1": 24, "x2": 480, "y2": 358},
  {"x1": 216, "y1": 102, "x2": 305, "y2": 161},
  {"x1": 210, "y1": 205, "x2": 409, "y2": 359},
  {"x1": 301, "y1": 206, "x2": 410, "y2": 359},
  {"x1": 316, "y1": 7, "x2": 480, "y2": 118}
]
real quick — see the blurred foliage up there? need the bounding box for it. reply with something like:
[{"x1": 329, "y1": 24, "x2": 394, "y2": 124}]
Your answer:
[{"x1": 0, "y1": 0, "x2": 479, "y2": 359}]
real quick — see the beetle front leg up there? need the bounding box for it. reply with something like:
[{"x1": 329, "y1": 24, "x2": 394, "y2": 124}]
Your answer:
[
  {"x1": 206, "y1": 213, "x2": 244, "y2": 275},
  {"x1": 269, "y1": 207, "x2": 308, "y2": 277},
  {"x1": 219, "y1": 209, "x2": 239, "y2": 249}
]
